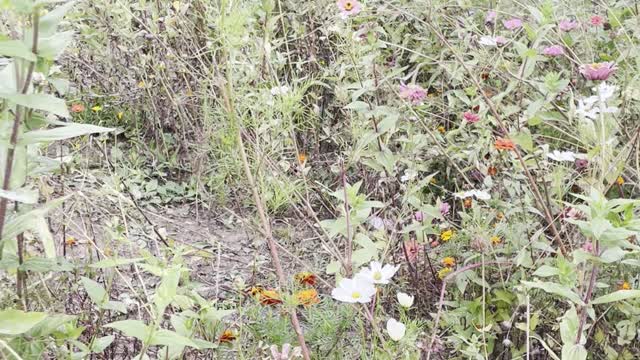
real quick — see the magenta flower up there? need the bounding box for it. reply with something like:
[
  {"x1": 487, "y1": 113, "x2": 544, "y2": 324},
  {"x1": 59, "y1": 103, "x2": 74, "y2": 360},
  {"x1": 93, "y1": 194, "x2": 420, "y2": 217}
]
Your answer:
[
  {"x1": 582, "y1": 241, "x2": 594, "y2": 253},
  {"x1": 399, "y1": 83, "x2": 427, "y2": 105},
  {"x1": 543, "y1": 45, "x2": 564, "y2": 57},
  {"x1": 485, "y1": 10, "x2": 497, "y2": 24},
  {"x1": 336, "y1": 0, "x2": 362, "y2": 19},
  {"x1": 414, "y1": 211, "x2": 424, "y2": 222},
  {"x1": 463, "y1": 111, "x2": 480, "y2": 123},
  {"x1": 580, "y1": 62, "x2": 617, "y2": 81},
  {"x1": 503, "y1": 18, "x2": 523, "y2": 30},
  {"x1": 558, "y1": 19, "x2": 579, "y2": 32},
  {"x1": 590, "y1": 15, "x2": 604, "y2": 27},
  {"x1": 439, "y1": 202, "x2": 450, "y2": 216}
]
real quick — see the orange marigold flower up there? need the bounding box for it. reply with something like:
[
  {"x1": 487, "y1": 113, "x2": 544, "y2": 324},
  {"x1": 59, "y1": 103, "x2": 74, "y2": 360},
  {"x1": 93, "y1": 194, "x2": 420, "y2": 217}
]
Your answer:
[
  {"x1": 487, "y1": 166, "x2": 498, "y2": 176},
  {"x1": 620, "y1": 281, "x2": 631, "y2": 290},
  {"x1": 616, "y1": 176, "x2": 625, "y2": 186},
  {"x1": 491, "y1": 236, "x2": 502, "y2": 245},
  {"x1": 437, "y1": 125, "x2": 446, "y2": 134},
  {"x1": 297, "y1": 153, "x2": 307, "y2": 165},
  {"x1": 65, "y1": 237, "x2": 77, "y2": 247},
  {"x1": 442, "y1": 257, "x2": 455, "y2": 267},
  {"x1": 463, "y1": 197, "x2": 473, "y2": 209},
  {"x1": 248, "y1": 286, "x2": 264, "y2": 297},
  {"x1": 295, "y1": 289, "x2": 320, "y2": 306},
  {"x1": 495, "y1": 138, "x2": 516, "y2": 151},
  {"x1": 219, "y1": 329, "x2": 236, "y2": 343},
  {"x1": 71, "y1": 104, "x2": 85, "y2": 113},
  {"x1": 295, "y1": 272, "x2": 316, "y2": 286},
  {"x1": 259, "y1": 289, "x2": 282, "y2": 305}
]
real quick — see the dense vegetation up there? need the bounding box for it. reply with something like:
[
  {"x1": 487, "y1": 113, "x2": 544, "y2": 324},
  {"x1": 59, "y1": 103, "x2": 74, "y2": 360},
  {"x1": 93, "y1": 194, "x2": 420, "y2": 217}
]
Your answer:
[{"x1": 2, "y1": 0, "x2": 640, "y2": 359}]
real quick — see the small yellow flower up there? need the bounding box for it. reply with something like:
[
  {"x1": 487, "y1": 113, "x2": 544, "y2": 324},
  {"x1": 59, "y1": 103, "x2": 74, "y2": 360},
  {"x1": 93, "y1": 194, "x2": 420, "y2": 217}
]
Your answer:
[
  {"x1": 137, "y1": 81, "x2": 146, "y2": 88},
  {"x1": 440, "y1": 229, "x2": 454, "y2": 242},
  {"x1": 91, "y1": 105, "x2": 102, "y2": 112},
  {"x1": 437, "y1": 126, "x2": 446, "y2": 134},
  {"x1": 620, "y1": 281, "x2": 631, "y2": 290},
  {"x1": 616, "y1": 176, "x2": 625, "y2": 185},
  {"x1": 442, "y1": 257, "x2": 455, "y2": 267},
  {"x1": 491, "y1": 236, "x2": 502, "y2": 245},
  {"x1": 438, "y1": 267, "x2": 452, "y2": 279},
  {"x1": 496, "y1": 211, "x2": 504, "y2": 221},
  {"x1": 117, "y1": 112, "x2": 124, "y2": 120}
]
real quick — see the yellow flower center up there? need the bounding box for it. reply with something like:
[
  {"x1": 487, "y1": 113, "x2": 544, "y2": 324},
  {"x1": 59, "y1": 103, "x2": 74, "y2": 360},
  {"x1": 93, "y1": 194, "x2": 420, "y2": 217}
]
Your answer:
[
  {"x1": 373, "y1": 272, "x2": 382, "y2": 280},
  {"x1": 351, "y1": 291, "x2": 361, "y2": 299},
  {"x1": 591, "y1": 63, "x2": 602, "y2": 69},
  {"x1": 344, "y1": 1, "x2": 353, "y2": 10}
]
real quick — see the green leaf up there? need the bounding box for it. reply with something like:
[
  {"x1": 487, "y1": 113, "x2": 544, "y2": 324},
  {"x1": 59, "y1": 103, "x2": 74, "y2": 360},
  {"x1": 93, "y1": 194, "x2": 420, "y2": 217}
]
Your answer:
[
  {"x1": 0, "y1": 93, "x2": 69, "y2": 117},
  {"x1": 150, "y1": 329, "x2": 199, "y2": 348},
  {"x1": 0, "y1": 187, "x2": 38, "y2": 204},
  {"x1": 33, "y1": 216, "x2": 55, "y2": 258},
  {"x1": 1, "y1": 197, "x2": 65, "y2": 244},
  {"x1": 91, "y1": 335, "x2": 115, "y2": 353},
  {"x1": 90, "y1": 257, "x2": 144, "y2": 268},
  {"x1": 325, "y1": 260, "x2": 341, "y2": 275},
  {"x1": 0, "y1": 309, "x2": 47, "y2": 335},
  {"x1": 522, "y1": 281, "x2": 584, "y2": 305},
  {"x1": 39, "y1": 1, "x2": 76, "y2": 37},
  {"x1": 154, "y1": 267, "x2": 181, "y2": 313},
  {"x1": 20, "y1": 123, "x2": 114, "y2": 145},
  {"x1": 533, "y1": 265, "x2": 559, "y2": 277},
  {"x1": 37, "y1": 31, "x2": 73, "y2": 60},
  {"x1": 105, "y1": 320, "x2": 150, "y2": 341},
  {"x1": 560, "y1": 306, "x2": 580, "y2": 345},
  {"x1": 592, "y1": 290, "x2": 640, "y2": 305},
  {"x1": 0, "y1": 40, "x2": 36, "y2": 61},
  {"x1": 81, "y1": 277, "x2": 107, "y2": 306},
  {"x1": 561, "y1": 344, "x2": 587, "y2": 360}
]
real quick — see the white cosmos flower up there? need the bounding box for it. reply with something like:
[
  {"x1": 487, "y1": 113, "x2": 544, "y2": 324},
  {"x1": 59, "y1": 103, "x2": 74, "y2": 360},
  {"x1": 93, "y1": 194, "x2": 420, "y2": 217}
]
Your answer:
[
  {"x1": 455, "y1": 189, "x2": 491, "y2": 200},
  {"x1": 358, "y1": 261, "x2": 399, "y2": 285},
  {"x1": 331, "y1": 277, "x2": 377, "y2": 303},
  {"x1": 397, "y1": 292, "x2": 414, "y2": 308},
  {"x1": 386, "y1": 318, "x2": 406, "y2": 341},
  {"x1": 547, "y1": 150, "x2": 577, "y2": 162}
]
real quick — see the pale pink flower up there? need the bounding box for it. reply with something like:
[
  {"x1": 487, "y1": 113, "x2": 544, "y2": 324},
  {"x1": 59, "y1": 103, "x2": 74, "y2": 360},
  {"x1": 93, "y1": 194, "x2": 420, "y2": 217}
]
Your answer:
[
  {"x1": 590, "y1": 15, "x2": 604, "y2": 27},
  {"x1": 414, "y1": 211, "x2": 424, "y2": 222},
  {"x1": 543, "y1": 45, "x2": 564, "y2": 57},
  {"x1": 337, "y1": 0, "x2": 362, "y2": 19},
  {"x1": 439, "y1": 202, "x2": 450, "y2": 216},
  {"x1": 495, "y1": 36, "x2": 508, "y2": 45},
  {"x1": 485, "y1": 10, "x2": 497, "y2": 24},
  {"x1": 581, "y1": 242, "x2": 594, "y2": 253},
  {"x1": 503, "y1": 18, "x2": 523, "y2": 30},
  {"x1": 463, "y1": 111, "x2": 480, "y2": 123},
  {"x1": 399, "y1": 83, "x2": 427, "y2": 105},
  {"x1": 580, "y1": 62, "x2": 617, "y2": 81},
  {"x1": 558, "y1": 19, "x2": 579, "y2": 32}
]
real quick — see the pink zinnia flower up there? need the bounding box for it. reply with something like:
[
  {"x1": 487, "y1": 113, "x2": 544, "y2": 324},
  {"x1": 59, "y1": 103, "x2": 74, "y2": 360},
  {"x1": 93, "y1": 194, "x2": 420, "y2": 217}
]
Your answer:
[
  {"x1": 590, "y1": 15, "x2": 604, "y2": 27},
  {"x1": 463, "y1": 111, "x2": 480, "y2": 123},
  {"x1": 558, "y1": 19, "x2": 579, "y2": 32},
  {"x1": 580, "y1": 62, "x2": 617, "y2": 81},
  {"x1": 485, "y1": 10, "x2": 497, "y2": 24},
  {"x1": 399, "y1": 83, "x2": 427, "y2": 105},
  {"x1": 543, "y1": 45, "x2": 564, "y2": 57},
  {"x1": 337, "y1": 0, "x2": 362, "y2": 19},
  {"x1": 503, "y1": 18, "x2": 523, "y2": 30}
]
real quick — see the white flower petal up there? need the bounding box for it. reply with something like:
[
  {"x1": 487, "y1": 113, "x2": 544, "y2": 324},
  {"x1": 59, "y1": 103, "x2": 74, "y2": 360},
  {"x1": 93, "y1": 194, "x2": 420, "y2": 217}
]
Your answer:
[
  {"x1": 386, "y1": 318, "x2": 406, "y2": 341},
  {"x1": 397, "y1": 292, "x2": 414, "y2": 308}
]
